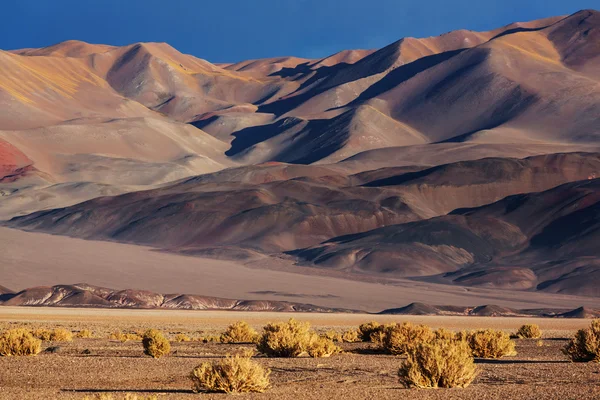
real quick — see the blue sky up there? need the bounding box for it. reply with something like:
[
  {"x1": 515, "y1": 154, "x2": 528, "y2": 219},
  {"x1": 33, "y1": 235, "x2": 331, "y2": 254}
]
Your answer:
[{"x1": 1, "y1": 0, "x2": 597, "y2": 63}]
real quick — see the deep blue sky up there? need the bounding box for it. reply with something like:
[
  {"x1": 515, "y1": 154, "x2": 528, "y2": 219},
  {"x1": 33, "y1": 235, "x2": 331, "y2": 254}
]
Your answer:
[{"x1": 1, "y1": 0, "x2": 597, "y2": 63}]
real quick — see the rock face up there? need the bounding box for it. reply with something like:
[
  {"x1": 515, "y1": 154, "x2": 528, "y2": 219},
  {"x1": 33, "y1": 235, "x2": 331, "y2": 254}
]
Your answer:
[
  {"x1": 1, "y1": 10, "x2": 600, "y2": 301},
  {"x1": 0, "y1": 283, "x2": 354, "y2": 313}
]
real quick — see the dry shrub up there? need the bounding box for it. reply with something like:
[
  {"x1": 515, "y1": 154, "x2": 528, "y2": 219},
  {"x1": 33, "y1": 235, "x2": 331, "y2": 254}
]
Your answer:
[
  {"x1": 220, "y1": 321, "x2": 259, "y2": 344},
  {"x1": 324, "y1": 330, "x2": 342, "y2": 342},
  {"x1": 142, "y1": 329, "x2": 171, "y2": 359},
  {"x1": 174, "y1": 333, "x2": 191, "y2": 342},
  {"x1": 516, "y1": 324, "x2": 542, "y2": 339},
  {"x1": 398, "y1": 338, "x2": 477, "y2": 389},
  {"x1": 537, "y1": 340, "x2": 544, "y2": 347},
  {"x1": 199, "y1": 335, "x2": 221, "y2": 343},
  {"x1": 110, "y1": 330, "x2": 143, "y2": 342},
  {"x1": 563, "y1": 319, "x2": 600, "y2": 362},
  {"x1": 257, "y1": 319, "x2": 312, "y2": 357},
  {"x1": 0, "y1": 328, "x2": 42, "y2": 356},
  {"x1": 358, "y1": 321, "x2": 383, "y2": 342},
  {"x1": 83, "y1": 394, "x2": 158, "y2": 400},
  {"x1": 75, "y1": 329, "x2": 94, "y2": 339},
  {"x1": 434, "y1": 328, "x2": 456, "y2": 341},
  {"x1": 190, "y1": 350, "x2": 271, "y2": 393},
  {"x1": 307, "y1": 335, "x2": 340, "y2": 358},
  {"x1": 382, "y1": 322, "x2": 434, "y2": 355},
  {"x1": 32, "y1": 328, "x2": 73, "y2": 342},
  {"x1": 341, "y1": 329, "x2": 360, "y2": 343},
  {"x1": 466, "y1": 329, "x2": 516, "y2": 358}
]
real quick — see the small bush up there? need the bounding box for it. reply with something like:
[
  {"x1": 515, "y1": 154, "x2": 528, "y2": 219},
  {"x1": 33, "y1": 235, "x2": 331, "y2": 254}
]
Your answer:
[
  {"x1": 75, "y1": 329, "x2": 94, "y2": 339},
  {"x1": 307, "y1": 335, "x2": 340, "y2": 358},
  {"x1": 110, "y1": 330, "x2": 142, "y2": 342},
  {"x1": 563, "y1": 319, "x2": 600, "y2": 362},
  {"x1": 0, "y1": 328, "x2": 42, "y2": 356},
  {"x1": 174, "y1": 333, "x2": 191, "y2": 342},
  {"x1": 256, "y1": 319, "x2": 312, "y2": 357},
  {"x1": 32, "y1": 328, "x2": 73, "y2": 342},
  {"x1": 83, "y1": 394, "x2": 158, "y2": 400},
  {"x1": 398, "y1": 338, "x2": 477, "y2": 388},
  {"x1": 434, "y1": 328, "x2": 456, "y2": 341},
  {"x1": 220, "y1": 321, "x2": 259, "y2": 344},
  {"x1": 382, "y1": 322, "x2": 434, "y2": 355},
  {"x1": 324, "y1": 330, "x2": 342, "y2": 342},
  {"x1": 142, "y1": 329, "x2": 171, "y2": 359},
  {"x1": 341, "y1": 329, "x2": 360, "y2": 343},
  {"x1": 358, "y1": 321, "x2": 383, "y2": 342},
  {"x1": 190, "y1": 351, "x2": 271, "y2": 393},
  {"x1": 466, "y1": 329, "x2": 516, "y2": 358},
  {"x1": 516, "y1": 324, "x2": 542, "y2": 339}
]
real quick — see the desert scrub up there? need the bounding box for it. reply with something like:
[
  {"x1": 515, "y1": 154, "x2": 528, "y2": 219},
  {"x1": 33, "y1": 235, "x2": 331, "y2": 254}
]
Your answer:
[
  {"x1": 33, "y1": 327, "x2": 73, "y2": 342},
  {"x1": 358, "y1": 321, "x2": 384, "y2": 342},
  {"x1": 142, "y1": 329, "x2": 171, "y2": 359},
  {"x1": 307, "y1": 335, "x2": 340, "y2": 358},
  {"x1": 382, "y1": 322, "x2": 434, "y2": 355},
  {"x1": 324, "y1": 330, "x2": 342, "y2": 342},
  {"x1": 563, "y1": 319, "x2": 600, "y2": 362},
  {"x1": 516, "y1": 324, "x2": 542, "y2": 339},
  {"x1": 110, "y1": 330, "x2": 142, "y2": 342},
  {"x1": 434, "y1": 328, "x2": 456, "y2": 341},
  {"x1": 83, "y1": 394, "x2": 158, "y2": 400},
  {"x1": 190, "y1": 351, "x2": 271, "y2": 393},
  {"x1": 174, "y1": 333, "x2": 191, "y2": 342},
  {"x1": 466, "y1": 329, "x2": 516, "y2": 358},
  {"x1": 220, "y1": 321, "x2": 259, "y2": 344},
  {"x1": 0, "y1": 328, "x2": 42, "y2": 356},
  {"x1": 75, "y1": 329, "x2": 94, "y2": 339},
  {"x1": 341, "y1": 329, "x2": 360, "y2": 343},
  {"x1": 398, "y1": 338, "x2": 477, "y2": 388}
]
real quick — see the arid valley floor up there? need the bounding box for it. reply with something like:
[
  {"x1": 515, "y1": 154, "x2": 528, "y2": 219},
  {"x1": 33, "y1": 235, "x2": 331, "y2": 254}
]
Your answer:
[{"x1": 1, "y1": 307, "x2": 599, "y2": 400}]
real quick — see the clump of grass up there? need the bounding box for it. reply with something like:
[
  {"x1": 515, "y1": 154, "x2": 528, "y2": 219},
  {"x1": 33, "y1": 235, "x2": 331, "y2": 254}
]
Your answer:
[
  {"x1": 75, "y1": 329, "x2": 94, "y2": 339},
  {"x1": 516, "y1": 324, "x2": 542, "y2": 339},
  {"x1": 0, "y1": 328, "x2": 42, "y2": 356},
  {"x1": 110, "y1": 330, "x2": 143, "y2": 342},
  {"x1": 398, "y1": 338, "x2": 477, "y2": 388},
  {"x1": 307, "y1": 335, "x2": 340, "y2": 358},
  {"x1": 174, "y1": 333, "x2": 191, "y2": 342},
  {"x1": 32, "y1": 328, "x2": 73, "y2": 342},
  {"x1": 190, "y1": 350, "x2": 271, "y2": 394},
  {"x1": 563, "y1": 319, "x2": 600, "y2": 362},
  {"x1": 83, "y1": 394, "x2": 158, "y2": 400},
  {"x1": 382, "y1": 322, "x2": 435, "y2": 356},
  {"x1": 142, "y1": 329, "x2": 171, "y2": 359},
  {"x1": 341, "y1": 329, "x2": 360, "y2": 343},
  {"x1": 324, "y1": 330, "x2": 342, "y2": 342},
  {"x1": 257, "y1": 319, "x2": 312, "y2": 357},
  {"x1": 358, "y1": 321, "x2": 384, "y2": 342},
  {"x1": 466, "y1": 329, "x2": 516, "y2": 358},
  {"x1": 220, "y1": 321, "x2": 259, "y2": 344}
]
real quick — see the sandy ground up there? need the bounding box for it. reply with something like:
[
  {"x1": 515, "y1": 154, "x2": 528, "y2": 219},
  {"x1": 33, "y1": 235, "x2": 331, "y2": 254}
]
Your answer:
[
  {"x1": 2, "y1": 227, "x2": 600, "y2": 312},
  {"x1": 0, "y1": 308, "x2": 599, "y2": 400}
]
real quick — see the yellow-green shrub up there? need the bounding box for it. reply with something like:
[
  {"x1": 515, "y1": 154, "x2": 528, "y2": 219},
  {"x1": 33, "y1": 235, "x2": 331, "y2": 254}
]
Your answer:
[
  {"x1": 563, "y1": 319, "x2": 600, "y2": 362},
  {"x1": 220, "y1": 321, "x2": 258, "y2": 344},
  {"x1": 358, "y1": 321, "x2": 383, "y2": 342},
  {"x1": 32, "y1": 328, "x2": 73, "y2": 342},
  {"x1": 0, "y1": 328, "x2": 42, "y2": 356},
  {"x1": 382, "y1": 322, "x2": 434, "y2": 355},
  {"x1": 190, "y1": 351, "x2": 270, "y2": 393},
  {"x1": 174, "y1": 333, "x2": 191, "y2": 342},
  {"x1": 434, "y1": 328, "x2": 456, "y2": 341},
  {"x1": 110, "y1": 330, "x2": 142, "y2": 342},
  {"x1": 75, "y1": 329, "x2": 94, "y2": 339},
  {"x1": 398, "y1": 338, "x2": 477, "y2": 388},
  {"x1": 466, "y1": 329, "x2": 516, "y2": 358},
  {"x1": 257, "y1": 319, "x2": 336, "y2": 358},
  {"x1": 142, "y1": 329, "x2": 171, "y2": 359},
  {"x1": 307, "y1": 335, "x2": 340, "y2": 358},
  {"x1": 83, "y1": 394, "x2": 158, "y2": 400},
  {"x1": 516, "y1": 324, "x2": 542, "y2": 339},
  {"x1": 341, "y1": 329, "x2": 360, "y2": 343},
  {"x1": 324, "y1": 330, "x2": 342, "y2": 342}
]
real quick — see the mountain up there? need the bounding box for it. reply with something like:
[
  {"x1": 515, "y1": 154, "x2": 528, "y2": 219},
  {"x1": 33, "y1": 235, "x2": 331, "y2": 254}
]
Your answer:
[{"x1": 1, "y1": 10, "x2": 600, "y2": 302}]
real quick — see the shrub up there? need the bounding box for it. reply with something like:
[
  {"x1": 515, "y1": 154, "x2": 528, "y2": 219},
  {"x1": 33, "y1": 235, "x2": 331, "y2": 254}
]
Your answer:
[
  {"x1": 358, "y1": 321, "x2": 383, "y2": 342},
  {"x1": 0, "y1": 328, "x2": 42, "y2": 356},
  {"x1": 516, "y1": 324, "x2": 542, "y2": 339},
  {"x1": 190, "y1": 351, "x2": 270, "y2": 393},
  {"x1": 174, "y1": 333, "x2": 191, "y2": 342},
  {"x1": 324, "y1": 330, "x2": 342, "y2": 342},
  {"x1": 382, "y1": 322, "x2": 434, "y2": 355},
  {"x1": 32, "y1": 328, "x2": 73, "y2": 342},
  {"x1": 563, "y1": 319, "x2": 600, "y2": 362},
  {"x1": 434, "y1": 328, "x2": 456, "y2": 341},
  {"x1": 398, "y1": 338, "x2": 477, "y2": 389},
  {"x1": 110, "y1": 330, "x2": 142, "y2": 342},
  {"x1": 307, "y1": 335, "x2": 340, "y2": 358},
  {"x1": 75, "y1": 329, "x2": 94, "y2": 339},
  {"x1": 142, "y1": 329, "x2": 171, "y2": 359},
  {"x1": 466, "y1": 329, "x2": 516, "y2": 358},
  {"x1": 83, "y1": 394, "x2": 158, "y2": 400},
  {"x1": 256, "y1": 319, "x2": 312, "y2": 357},
  {"x1": 220, "y1": 321, "x2": 259, "y2": 344},
  {"x1": 341, "y1": 329, "x2": 360, "y2": 343}
]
